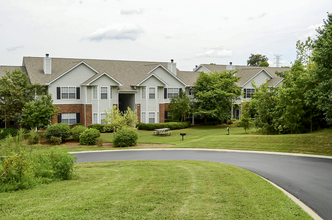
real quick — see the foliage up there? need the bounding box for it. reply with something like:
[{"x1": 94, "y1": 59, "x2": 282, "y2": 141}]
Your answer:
[
  {"x1": 240, "y1": 102, "x2": 252, "y2": 134},
  {"x1": 0, "y1": 128, "x2": 18, "y2": 139},
  {"x1": 258, "y1": 61, "x2": 269, "y2": 67},
  {"x1": 113, "y1": 129, "x2": 138, "y2": 147},
  {"x1": 193, "y1": 70, "x2": 241, "y2": 124},
  {"x1": 168, "y1": 90, "x2": 193, "y2": 122},
  {"x1": 0, "y1": 69, "x2": 43, "y2": 125},
  {"x1": 79, "y1": 128, "x2": 101, "y2": 145},
  {"x1": 45, "y1": 123, "x2": 71, "y2": 143},
  {"x1": 20, "y1": 95, "x2": 60, "y2": 130},
  {"x1": 0, "y1": 149, "x2": 35, "y2": 192},
  {"x1": 165, "y1": 119, "x2": 180, "y2": 122},
  {"x1": 123, "y1": 107, "x2": 138, "y2": 128},
  {"x1": 312, "y1": 13, "x2": 332, "y2": 124},
  {"x1": 72, "y1": 123, "x2": 83, "y2": 128},
  {"x1": 247, "y1": 54, "x2": 268, "y2": 66},
  {"x1": 87, "y1": 124, "x2": 105, "y2": 132},
  {"x1": 95, "y1": 137, "x2": 104, "y2": 146},
  {"x1": 28, "y1": 129, "x2": 41, "y2": 145},
  {"x1": 50, "y1": 136, "x2": 62, "y2": 145},
  {"x1": 70, "y1": 125, "x2": 87, "y2": 141},
  {"x1": 137, "y1": 121, "x2": 191, "y2": 130}
]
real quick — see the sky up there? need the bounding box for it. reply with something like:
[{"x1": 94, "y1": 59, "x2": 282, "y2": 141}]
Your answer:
[{"x1": 0, "y1": 0, "x2": 331, "y2": 70}]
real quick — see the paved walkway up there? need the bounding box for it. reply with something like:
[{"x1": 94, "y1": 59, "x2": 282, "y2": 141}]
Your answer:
[{"x1": 72, "y1": 149, "x2": 332, "y2": 220}]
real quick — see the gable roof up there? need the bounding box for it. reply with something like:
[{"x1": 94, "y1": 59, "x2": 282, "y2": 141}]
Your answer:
[
  {"x1": 83, "y1": 72, "x2": 123, "y2": 86},
  {"x1": 136, "y1": 73, "x2": 168, "y2": 86},
  {"x1": 0, "y1": 66, "x2": 27, "y2": 78},
  {"x1": 146, "y1": 64, "x2": 187, "y2": 86}
]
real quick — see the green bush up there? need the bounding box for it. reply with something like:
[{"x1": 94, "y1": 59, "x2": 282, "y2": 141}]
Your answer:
[
  {"x1": 71, "y1": 123, "x2": 83, "y2": 128},
  {"x1": 95, "y1": 137, "x2": 104, "y2": 146},
  {"x1": 70, "y1": 125, "x2": 87, "y2": 141},
  {"x1": 0, "y1": 128, "x2": 18, "y2": 139},
  {"x1": 50, "y1": 136, "x2": 62, "y2": 145},
  {"x1": 103, "y1": 124, "x2": 114, "y2": 133},
  {"x1": 165, "y1": 119, "x2": 179, "y2": 122},
  {"x1": 45, "y1": 123, "x2": 70, "y2": 143},
  {"x1": 113, "y1": 129, "x2": 138, "y2": 147},
  {"x1": 28, "y1": 129, "x2": 40, "y2": 145},
  {"x1": 87, "y1": 124, "x2": 105, "y2": 133},
  {"x1": 137, "y1": 121, "x2": 191, "y2": 130},
  {"x1": 79, "y1": 128, "x2": 101, "y2": 145}
]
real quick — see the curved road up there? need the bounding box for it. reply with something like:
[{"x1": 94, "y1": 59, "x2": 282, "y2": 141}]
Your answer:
[{"x1": 73, "y1": 149, "x2": 332, "y2": 220}]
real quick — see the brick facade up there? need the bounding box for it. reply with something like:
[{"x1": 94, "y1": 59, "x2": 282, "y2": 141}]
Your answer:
[
  {"x1": 136, "y1": 104, "x2": 141, "y2": 123},
  {"x1": 159, "y1": 103, "x2": 169, "y2": 123},
  {"x1": 53, "y1": 104, "x2": 92, "y2": 127}
]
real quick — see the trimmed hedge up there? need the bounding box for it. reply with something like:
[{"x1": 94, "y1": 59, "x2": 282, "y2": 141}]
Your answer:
[
  {"x1": 87, "y1": 124, "x2": 113, "y2": 133},
  {"x1": 0, "y1": 128, "x2": 19, "y2": 140},
  {"x1": 70, "y1": 125, "x2": 87, "y2": 141},
  {"x1": 113, "y1": 129, "x2": 138, "y2": 147},
  {"x1": 79, "y1": 128, "x2": 101, "y2": 145},
  {"x1": 45, "y1": 123, "x2": 71, "y2": 143},
  {"x1": 137, "y1": 121, "x2": 191, "y2": 130}
]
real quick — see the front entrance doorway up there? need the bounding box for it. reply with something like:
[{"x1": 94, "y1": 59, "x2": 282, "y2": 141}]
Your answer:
[{"x1": 119, "y1": 93, "x2": 135, "y2": 112}]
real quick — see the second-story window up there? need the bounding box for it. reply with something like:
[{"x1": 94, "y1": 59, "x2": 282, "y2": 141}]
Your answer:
[
  {"x1": 149, "y1": 88, "x2": 155, "y2": 99},
  {"x1": 61, "y1": 87, "x2": 76, "y2": 99},
  {"x1": 244, "y1": 88, "x2": 255, "y2": 98},
  {"x1": 93, "y1": 87, "x2": 97, "y2": 99},
  {"x1": 142, "y1": 87, "x2": 146, "y2": 99},
  {"x1": 101, "y1": 87, "x2": 107, "y2": 99},
  {"x1": 167, "y1": 88, "x2": 179, "y2": 99}
]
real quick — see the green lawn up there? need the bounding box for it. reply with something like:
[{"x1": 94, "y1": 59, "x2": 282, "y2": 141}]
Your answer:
[{"x1": 0, "y1": 160, "x2": 311, "y2": 219}]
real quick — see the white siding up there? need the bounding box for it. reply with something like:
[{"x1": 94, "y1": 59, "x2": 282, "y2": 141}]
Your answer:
[{"x1": 243, "y1": 71, "x2": 271, "y2": 88}]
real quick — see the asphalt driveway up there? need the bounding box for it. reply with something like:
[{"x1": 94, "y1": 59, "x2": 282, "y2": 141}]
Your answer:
[{"x1": 72, "y1": 149, "x2": 332, "y2": 220}]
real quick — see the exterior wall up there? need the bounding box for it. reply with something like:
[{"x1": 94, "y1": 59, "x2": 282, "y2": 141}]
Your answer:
[
  {"x1": 52, "y1": 104, "x2": 92, "y2": 127},
  {"x1": 159, "y1": 103, "x2": 169, "y2": 123},
  {"x1": 136, "y1": 104, "x2": 141, "y2": 123},
  {"x1": 243, "y1": 71, "x2": 271, "y2": 88}
]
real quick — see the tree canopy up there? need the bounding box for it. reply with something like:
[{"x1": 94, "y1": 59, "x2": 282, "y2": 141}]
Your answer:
[
  {"x1": 168, "y1": 90, "x2": 193, "y2": 122},
  {"x1": 247, "y1": 54, "x2": 268, "y2": 66},
  {"x1": 193, "y1": 70, "x2": 241, "y2": 123},
  {"x1": 0, "y1": 69, "x2": 43, "y2": 125}
]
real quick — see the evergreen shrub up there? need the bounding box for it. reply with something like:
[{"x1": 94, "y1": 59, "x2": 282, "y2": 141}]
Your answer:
[
  {"x1": 0, "y1": 128, "x2": 18, "y2": 139},
  {"x1": 70, "y1": 125, "x2": 87, "y2": 141},
  {"x1": 113, "y1": 129, "x2": 138, "y2": 147},
  {"x1": 79, "y1": 128, "x2": 100, "y2": 145},
  {"x1": 87, "y1": 124, "x2": 105, "y2": 133},
  {"x1": 45, "y1": 123, "x2": 70, "y2": 143},
  {"x1": 137, "y1": 121, "x2": 191, "y2": 130}
]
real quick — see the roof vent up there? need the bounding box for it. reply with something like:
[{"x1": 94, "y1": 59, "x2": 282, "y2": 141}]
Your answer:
[{"x1": 43, "y1": 54, "x2": 52, "y2": 74}]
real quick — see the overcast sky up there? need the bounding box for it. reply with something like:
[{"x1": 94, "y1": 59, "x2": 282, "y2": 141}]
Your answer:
[{"x1": 0, "y1": 0, "x2": 331, "y2": 70}]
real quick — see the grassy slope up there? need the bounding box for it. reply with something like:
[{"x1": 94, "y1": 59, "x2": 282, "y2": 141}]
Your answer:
[{"x1": 0, "y1": 161, "x2": 311, "y2": 219}]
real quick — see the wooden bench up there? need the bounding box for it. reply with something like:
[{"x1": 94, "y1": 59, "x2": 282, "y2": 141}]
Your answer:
[{"x1": 153, "y1": 128, "x2": 171, "y2": 136}]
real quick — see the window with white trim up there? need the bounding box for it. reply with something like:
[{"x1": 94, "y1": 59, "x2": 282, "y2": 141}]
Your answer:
[
  {"x1": 149, "y1": 88, "x2": 155, "y2": 99},
  {"x1": 101, "y1": 113, "x2": 106, "y2": 124},
  {"x1": 167, "y1": 88, "x2": 179, "y2": 99},
  {"x1": 244, "y1": 88, "x2": 255, "y2": 99},
  {"x1": 101, "y1": 87, "x2": 107, "y2": 99},
  {"x1": 110, "y1": 87, "x2": 112, "y2": 99},
  {"x1": 142, "y1": 87, "x2": 146, "y2": 99},
  {"x1": 62, "y1": 113, "x2": 76, "y2": 125},
  {"x1": 149, "y1": 112, "x2": 155, "y2": 123},
  {"x1": 93, "y1": 87, "x2": 97, "y2": 99},
  {"x1": 93, "y1": 113, "x2": 98, "y2": 124},
  {"x1": 141, "y1": 112, "x2": 146, "y2": 123},
  {"x1": 61, "y1": 87, "x2": 76, "y2": 99}
]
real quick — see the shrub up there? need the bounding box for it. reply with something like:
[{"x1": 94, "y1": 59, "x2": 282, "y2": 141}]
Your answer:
[
  {"x1": 88, "y1": 124, "x2": 105, "y2": 133},
  {"x1": 137, "y1": 121, "x2": 191, "y2": 130},
  {"x1": 70, "y1": 125, "x2": 87, "y2": 141},
  {"x1": 50, "y1": 136, "x2": 62, "y2": 145},
  {"x1": 95, "y1": 137, "x2": 104, "y2": 146},
  {"x1": 165, "y1": 119, "x2": 179, "y2": 122},
  {"x1": 28, "y1": 129, "x2": 40, "y2": 145},
  {"x1": 72, "y1": 123, "x2": 83, "y2": 128},
  {"x1": 103, "y1": 124, "x2": 114, "y2": 133},
  {"x1": 0, "y1": 128, "x2": 18, "y2": 139},
  {"x1": 79, "y1": 128, "x2": 101, "y2": 145},
  {"x1": 113, "y1": 129, "x2": 138, "y2": 147},
  {"x1": 45, "y1": 123, "x2": 70, "y2": 143}
]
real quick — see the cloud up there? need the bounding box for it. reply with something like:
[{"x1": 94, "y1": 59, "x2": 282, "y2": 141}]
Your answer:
[
  {"x1": 196, "y1": 49, "x2": 233, "y2": 58},
  {"x1": 258, "y1": 13, "x2": 266, "y2": 18},
  {"x1": 121, "y1": 8, "x2": 144, "y2": 15},
  {"x1": 247, "y1": 13, "x2": 267, "y2": 20},
  {"x1": 87, "y1": 24, "x2": 144, "y2": 41},
  {"x1": 221, "y1": 16, "x2": 229, "y2": 20},
  {"x1": 6, "y1": 45, "x2": 24, "y2": 52}
]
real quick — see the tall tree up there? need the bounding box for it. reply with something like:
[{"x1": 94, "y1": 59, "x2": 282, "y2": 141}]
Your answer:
[
  {"x1": 193, "y1": 70, "x2": 241, "y2": 123},
  {"x1": 0, "y1": 69, "x2": 42, "y2": 125},
  {"x1": 20, "y1": 95, "x2": 60, "y2": 130},
  {"x1": 168, "y1": 90, "x2": 192, "y2": 122},
  {"x1": 247, "y1": 54, "x2": 268, "y2": 66},
  {"x1": 312, "y1": 13, "x2": 332, "y2": 124}
]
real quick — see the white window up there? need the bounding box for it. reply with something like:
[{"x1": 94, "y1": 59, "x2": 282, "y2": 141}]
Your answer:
[
  {"x1": 244, "y1": 88, "x2": 255, "y2": 99},
  {"x1": 142, "y1": 87, "x2": 146, "y2": 99},
  {"x1": 62, "y1": 113, "x2": 76, "y2": 125},
  {"x1": 149, "y1": 88, "x2": 155, "y2": 99},
  {"x1": 110, "y1": 87, "x2": 112, "y2": 99},
  {"x1": 101, "y1": 113, "x2": 106, "y2": 124},
  {"x1": 149, "y1": 112, "x2": 155, "y2": 123},
  {"x1": 167, "y1": 88, "x2": 179, "y2": 99},
  {"x1": 93, "y1": 113, "x2": 98, "y2": 124},
  {"x1": 141, "y1": 112, "x2": 146, "y2": 123},
  {"x1": 101, "y1": 87, "x2": 107, "y2": 99},
  {"x1": 61, "y1": 87, "x2": 76, "y2": 99},
  {"x1": 93, "y1": 87, "x2": 97, "y2": 99}
]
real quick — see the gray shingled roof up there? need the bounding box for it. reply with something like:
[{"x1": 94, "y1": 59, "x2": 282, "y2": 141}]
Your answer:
[
  {"x1": 23, "y1": 57, "x2": 170, "y2": 90},
  {"x1": 0, "y1": 66, "x2": 27, "y2": 77},
  {"x1": 200, "y1": 64, "x2": 289, "y2": 87}
]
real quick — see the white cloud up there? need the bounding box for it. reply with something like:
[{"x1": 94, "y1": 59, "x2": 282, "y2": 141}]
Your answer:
[
  {"x1": 6, "y1": 45, "x2": 24, "y2": 52},
  {"x1": 87, "y1": 24, "x2": 144, "y2": 41},
  {"x1": 196, "y1": 49, "x2": 233, "y2": 58},
  {"x1": 121, "y1": 8, "x2": 144, "y2": 15}
]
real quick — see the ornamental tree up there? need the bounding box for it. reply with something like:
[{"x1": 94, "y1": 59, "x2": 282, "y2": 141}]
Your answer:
[{"x1": 168, "y1": 90, "x2": 193, "y2": 122}]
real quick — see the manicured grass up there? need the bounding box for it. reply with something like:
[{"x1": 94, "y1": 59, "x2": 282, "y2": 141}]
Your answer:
[{"x1": 0, "y1": 160, "x2": 311, "y2": 219}]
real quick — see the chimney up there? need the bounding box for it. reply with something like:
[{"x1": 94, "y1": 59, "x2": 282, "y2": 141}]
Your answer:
[
  {"x1": 43, "y1": 54, "x2": 51, "y2": 74},
  {"x1": 226, "y1": 61, "x2": 235, "y2": 70},
  {"x1": 167, "y1": 59, "x2": 177, "y2": 75}
]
